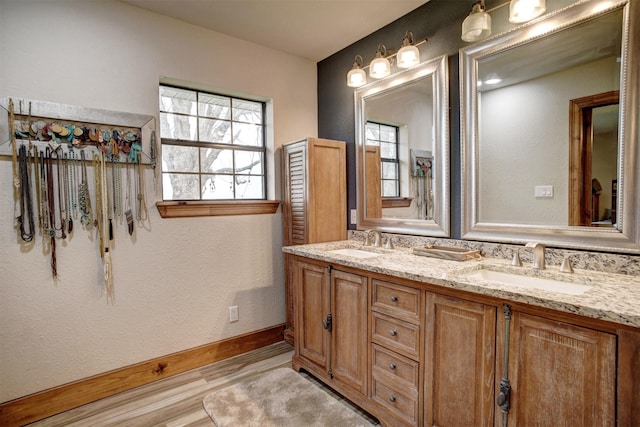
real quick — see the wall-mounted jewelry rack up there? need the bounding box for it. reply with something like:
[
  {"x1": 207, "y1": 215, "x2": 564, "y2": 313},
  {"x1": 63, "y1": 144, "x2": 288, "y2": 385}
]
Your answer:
[
  {"x1": 1, "y1": 96, "x2": 156, "y2": 297},
  {"x1": 0, "y1": 96, "x2": 156, "y2": 165}
]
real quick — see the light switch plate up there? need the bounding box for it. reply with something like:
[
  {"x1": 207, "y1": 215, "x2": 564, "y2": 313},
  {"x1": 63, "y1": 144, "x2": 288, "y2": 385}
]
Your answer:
[
  {"x1": 350, "y1": 209, "x2": 357, "y2": 225},
  {"x1": 535, "y1": 185, "x2": 554, "y2": 198}
]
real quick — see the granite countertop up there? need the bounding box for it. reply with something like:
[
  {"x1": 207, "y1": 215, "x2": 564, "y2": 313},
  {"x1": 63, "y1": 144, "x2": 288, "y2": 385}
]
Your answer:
[{"x1": 283, "y1": 240, "x2": 640, "y2": 329}]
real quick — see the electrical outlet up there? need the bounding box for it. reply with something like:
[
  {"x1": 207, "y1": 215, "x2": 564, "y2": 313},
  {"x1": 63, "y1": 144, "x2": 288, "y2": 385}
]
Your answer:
[
  {"x1": 229, "y1": 306, "x2": 239, "y2": 323},
  {"x1": 350, "y1": 209, "x2": 357, "y2": 225}
]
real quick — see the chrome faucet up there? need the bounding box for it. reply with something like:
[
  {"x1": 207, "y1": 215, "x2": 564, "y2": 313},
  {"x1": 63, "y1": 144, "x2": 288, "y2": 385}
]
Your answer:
[
  {"x1": 364, "y1": 230, "x2": 382, "y2": 247},
  {"x1": 525, "y1": 242, "x2": 546, "y2": 270}
]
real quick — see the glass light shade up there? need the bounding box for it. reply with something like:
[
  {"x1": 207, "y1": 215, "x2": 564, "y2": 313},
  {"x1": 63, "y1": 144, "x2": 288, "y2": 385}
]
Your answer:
[
  {"x1": 461, "y1": 9, "x2": 492, "y2": 42},
  {"x1": 369, "y1": 57, "x2": 391, "y2": 79},
  {"x1": 509, "y1": 0, "x2": 546, "y2": 23},
  {"x1": 347, "y1": 68, "x2": 367, "y2": 87},
  {"x1": 397, "y1": 45, "x2": 420, "y2": 69}
]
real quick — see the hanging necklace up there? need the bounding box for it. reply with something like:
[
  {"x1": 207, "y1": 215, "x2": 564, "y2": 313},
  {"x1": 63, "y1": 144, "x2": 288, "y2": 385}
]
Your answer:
[
  {"x1": 124, "y1": 157, "x2": 134, "y2": 235},
  {"x1": 79, "y1": 150, "x2": 93, "y2": 228},
  {"x1": 68, "y1": 148, "x2": 78, "y2": 220},
  {"x1": 94, "y1": 154, "x2": 104, "y2": 257},
  {"x1": 100, "y1": 152, "x2": 115, "y2": 304},
  {"x1": 150, "y1": 130, "x2": 158, "y2": 184},
  {"x1": 56, "y1": 150, "x2": 67, "y2": 239},
  {"x1": 39, "y1": 150, "x2": 51, "y2": 247},
  {"x1": 63, "y1": 152, "x2": 73, "y2": 234},
  {"x1": 8, "y1": 99, "x2": 20, "y2": 190},
  {"x1": 135, "y1": 153, "x2": 148, "y2": 223},
  {"x1": 33, "y1": 147, "x2": 43, "y2": 236},
  {"x1": 17, "y1": 145, "x2": 35, "y2": 242},
  {"x1": 52, "y1": 150, "x2": 67, "y2": 240},
  {"x1": 106, "y1": 156, "x2": 113, "y2": 241},
  {"x1": 113, "y1": 157, "x2": 122, "y2": 218},
  {"x1": 46, "y1": 148, "x2": 58, "y2": 278},
  {"x1": 9, "y1": 99, "x2": 21, "y2": 232}
]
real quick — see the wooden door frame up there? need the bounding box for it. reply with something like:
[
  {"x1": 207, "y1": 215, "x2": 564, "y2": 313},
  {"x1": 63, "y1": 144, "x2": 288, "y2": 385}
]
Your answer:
[{"x1": 568, "y1": 91, "x2": 619, "y2": 226}]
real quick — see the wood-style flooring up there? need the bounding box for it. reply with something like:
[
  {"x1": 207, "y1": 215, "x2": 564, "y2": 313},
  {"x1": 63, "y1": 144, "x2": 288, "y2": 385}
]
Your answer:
[
  {"x1": 28, "y1": 341, "x2": 379, "y2": 427},
  {"x1": 29, "y1": 342, "x2": 295, "y2": 426}
]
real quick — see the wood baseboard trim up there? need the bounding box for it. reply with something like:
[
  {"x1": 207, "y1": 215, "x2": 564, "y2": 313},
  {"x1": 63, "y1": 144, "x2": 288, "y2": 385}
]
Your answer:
[{"x1": 0, "y1": 324, "x2": 285, "y2": 427}]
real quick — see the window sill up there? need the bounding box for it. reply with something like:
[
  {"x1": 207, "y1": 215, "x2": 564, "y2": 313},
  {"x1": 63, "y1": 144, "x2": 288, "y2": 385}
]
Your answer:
[{"x1": 156, "y1": 200, "x2": 281, "y2": 218}]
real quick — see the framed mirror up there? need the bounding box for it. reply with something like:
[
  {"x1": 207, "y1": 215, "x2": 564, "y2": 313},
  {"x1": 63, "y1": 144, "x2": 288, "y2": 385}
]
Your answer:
[
  {"x1": 461, "y1": 0, "x2": 640, "y2": 253},
  {"x1": 355, "y1": 55, "x2": 450, "y2": 237}
]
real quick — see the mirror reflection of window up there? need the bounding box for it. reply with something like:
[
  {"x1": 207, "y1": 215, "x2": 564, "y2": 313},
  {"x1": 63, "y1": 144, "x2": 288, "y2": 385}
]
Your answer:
[{"x1": 366, "y1": 121, "x2": 399, "y2": 198}]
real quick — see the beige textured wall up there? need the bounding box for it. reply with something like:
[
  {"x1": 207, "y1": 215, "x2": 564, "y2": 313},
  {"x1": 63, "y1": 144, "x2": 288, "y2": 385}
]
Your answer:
[{"x1": 0, "y1": 0, "x2": 317, "y2": 402}]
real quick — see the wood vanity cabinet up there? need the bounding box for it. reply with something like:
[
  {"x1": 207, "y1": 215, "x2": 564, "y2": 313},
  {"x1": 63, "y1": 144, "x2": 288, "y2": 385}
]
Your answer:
[
  {"x1": 496, "y1": 310, "x2": 617, "y2": 426},
  {"x1": 424, "y1": 294, "x2": 496, "y2": 427},
  {"x1": 290, "y1": 254, "x2": 638, "y2": 427},
  {"x1": 282, "y1": 137, "x2": 346, "y2": 344},
  {"x1": 370, "y1": 279, "x2": 423, "y2": 426},
  {"x1": 293, "y1": 260, "x2": 368, "y2": 396}
]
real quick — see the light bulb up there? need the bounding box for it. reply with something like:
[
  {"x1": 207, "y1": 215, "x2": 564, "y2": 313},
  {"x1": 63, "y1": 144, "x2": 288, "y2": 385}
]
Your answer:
[
  {"x1": 397, "y1": 45, "x2": 420, "y2": 69},
  {"x1": 347, "y1": 68, "x2": 367, "y2": 87},
  {"x1": 509, "y1": 0, "x2": 546, "y2": 23},
  {"x1": 369, "y1": 57, "x2": 391, "y2": 79},
  {"x1": 461, "y1": 2, "x2": 492, "y2": 42}
]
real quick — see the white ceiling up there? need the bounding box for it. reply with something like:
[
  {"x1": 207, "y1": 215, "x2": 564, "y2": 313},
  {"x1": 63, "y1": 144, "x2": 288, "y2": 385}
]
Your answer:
[{"x1": 120, "y1": 0, "x2": 429, "y2": 61}]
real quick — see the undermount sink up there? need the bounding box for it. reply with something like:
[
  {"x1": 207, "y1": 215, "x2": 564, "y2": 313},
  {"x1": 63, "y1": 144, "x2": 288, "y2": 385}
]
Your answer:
[
  {"x1": 463, "y1": 267, "x2": 592, "y2": 296},
  {"x1": 327, "y1": 248, "x2": 382, "y2": 259}
]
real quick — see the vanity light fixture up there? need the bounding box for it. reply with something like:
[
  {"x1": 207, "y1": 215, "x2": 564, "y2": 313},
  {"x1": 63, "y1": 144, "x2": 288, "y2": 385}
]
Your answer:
[
  {"x1": 369, "y1": 44, "x2": 392, "y2": 79},
  {"x1": 347, "y1": 55, "x2": 367, "y2": 87},
  {"x1": 397, "y1": 31, "x2": 420, "y2": 69},
  {"x1": 461, "y1": 1, "x2": 492, "y2": 42},
  {"x1": 461, "y1": 0, "x2": 547, "y2": 43},
  {"x1": 509, "y1": 0, "x2": 546, "y2": 23},
  {"x1": 346, "y1": 32, "x2": 427, "y2": 87}
]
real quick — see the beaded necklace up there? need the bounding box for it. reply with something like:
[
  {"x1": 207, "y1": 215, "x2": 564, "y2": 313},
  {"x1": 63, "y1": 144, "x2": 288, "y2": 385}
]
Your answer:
[
  {"x1": 68, "y1": 148, "x2": 78, "y2": 220},
  {"x1": 135, "y1": 153, "x2": 148, "y2": 223},
  {"x1": 33, "y1": 147, "x2": 43, "y2": 236},
  {"x1": 124, "y1": 157, "x2": 134, "y2": 235},
  {"x1": 113, "y1": 157, "x2": 122, "y2": 218},
  {"x1": 46, "y1": 148, "x2": 58, "y2": 278},
  {"x1": 55, "y1": 150, "x2": 67, "y2": 239},
  {"x1": 79, "y1": 150, "x2": 93, "y2": 228},
  {"x1": 39, "y1": 150, "x2": 50, "y2": 247},
  {"x1": 49, "y1": 150, "x2": 67, "y2": 239},
  {"x1": 8, "y1": 99, "x2": 20, "y2": 190},
  {"x1": 94, "y1": 154, "x2": 104, "y2": 257},
  {"x1": 63, "y1": 152, "x2": 73, "y2": 234},
  {"x1": 17, "y1": 145, "x2": 35, "y2": 242}
]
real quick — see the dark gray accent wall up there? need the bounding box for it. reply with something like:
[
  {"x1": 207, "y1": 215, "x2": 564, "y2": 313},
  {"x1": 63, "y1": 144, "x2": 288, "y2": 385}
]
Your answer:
[{"x1": 317, "y1": 0, "x2": 501, "y2": 239}]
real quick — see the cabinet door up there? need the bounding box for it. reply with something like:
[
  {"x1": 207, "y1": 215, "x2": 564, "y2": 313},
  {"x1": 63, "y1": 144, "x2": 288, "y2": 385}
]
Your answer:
[
  {"x1": 282, "y1": 142, "x2": 308, "y2": 246},
  {"x1": 331, "y1": 269, "x2": 368, "y2": 394},
  {"x1": 425, "y1": 294, "x2": 496, "y2": 427},
  {"x1": 500, "y1": 312, "x2": 616, "y2": 426},
  {"x1": 296, "y1": 261, "x2": 330, "y2": 371}
]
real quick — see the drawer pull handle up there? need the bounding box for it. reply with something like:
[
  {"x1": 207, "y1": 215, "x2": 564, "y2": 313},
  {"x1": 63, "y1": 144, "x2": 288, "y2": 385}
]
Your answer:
[
  {"x1": 390, "y1": 329, "x2": 398, "y2": 336},
  {"x1": 390, "y1": 295, "x2": 398, "y2": 302},
  {"x1": 389, "y1": 363, "x2": 397, "y2": 370},
  {"x1": 389, "y1": 394, "x2": 397, "y2": 403}
]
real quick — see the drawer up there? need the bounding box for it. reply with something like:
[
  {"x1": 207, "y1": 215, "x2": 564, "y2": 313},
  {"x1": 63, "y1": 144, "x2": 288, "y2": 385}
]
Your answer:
[
  {"x1": 372, "y1": 312, "x2": 420, "y2": 359},
  {"x1": 372, "y1": 279, "x2": 421, "y2": 323},
  {"x1": 372, "y1": 344, "x2": 419, "y2": 390},
  {"x1": 371, "y1": 377, "x2": 419, "y2": 426}
]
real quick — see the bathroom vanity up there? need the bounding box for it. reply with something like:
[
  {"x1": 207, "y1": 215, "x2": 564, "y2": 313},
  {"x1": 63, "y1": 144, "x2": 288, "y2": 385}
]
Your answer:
[{"x1": 284, "y1": 240, "x2": 640, "y2": 427}]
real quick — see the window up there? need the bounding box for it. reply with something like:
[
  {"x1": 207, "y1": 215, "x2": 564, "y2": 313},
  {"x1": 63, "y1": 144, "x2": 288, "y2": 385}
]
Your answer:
[
  {"x1": 159, "y1": 85, "x2": 266, "y2": 201},
  {"x1": 365, "y1": 122, "x2": 399, "y2": 197}
]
